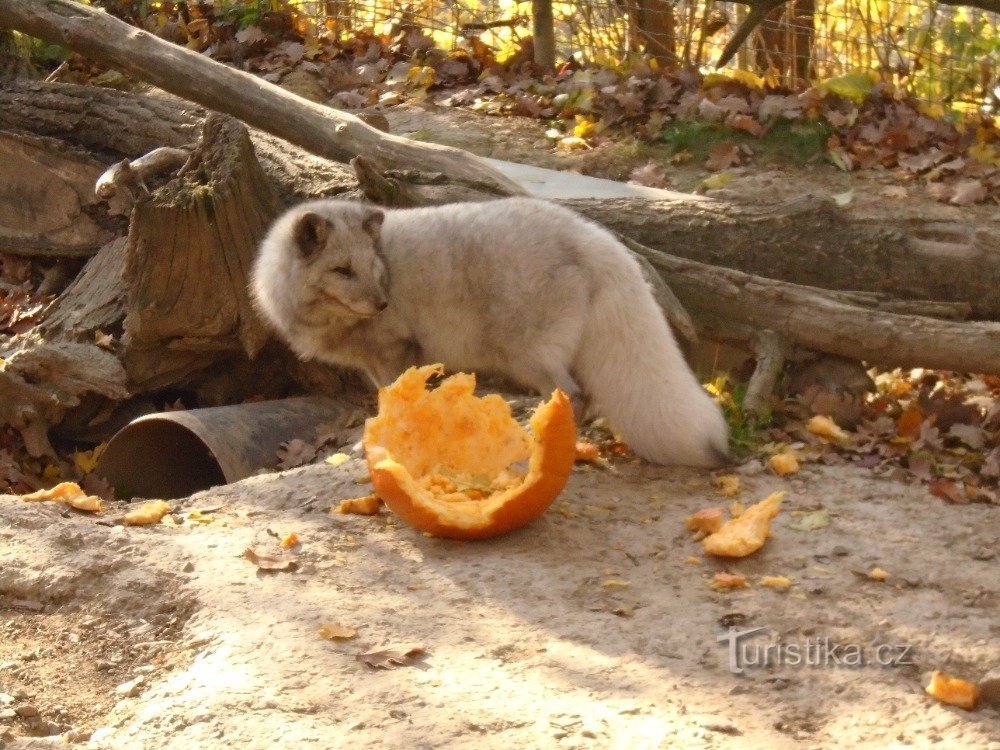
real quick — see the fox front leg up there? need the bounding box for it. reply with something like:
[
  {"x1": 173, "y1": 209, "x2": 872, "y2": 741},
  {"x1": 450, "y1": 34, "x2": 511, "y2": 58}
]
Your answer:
[{"x1": 365, "y1": 339, "x2": 422, "y2": 389}]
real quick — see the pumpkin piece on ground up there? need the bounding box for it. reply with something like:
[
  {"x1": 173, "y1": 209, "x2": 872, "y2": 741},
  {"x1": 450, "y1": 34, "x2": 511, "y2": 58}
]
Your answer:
[{"x1": 363, "y1": 365, "x2": 576, "y2": 540}]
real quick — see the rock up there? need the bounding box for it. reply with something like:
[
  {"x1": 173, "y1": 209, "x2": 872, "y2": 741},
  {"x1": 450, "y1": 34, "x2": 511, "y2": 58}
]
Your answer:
[
  {"x1": 89, "y1": 727, "x2": 116, "y2": 744},
  {"x1": 278, "y1": 69, "x2": 328, "y2": 103},
  {"x1": 14, "y1": 703, "x2": 40, "y2": 717},
  {"x1": 114, "y1": 676, "x2": 145, "y2": 698},
  {"x1": 978, "y1": 667, "x2": 1000, "y2": 707},
  {"x1": 0, "y1": 693, "x2": 12, "y2": 705},
  {"x1": 0, "y1": 708, "x2": 16, "y2": 720}
]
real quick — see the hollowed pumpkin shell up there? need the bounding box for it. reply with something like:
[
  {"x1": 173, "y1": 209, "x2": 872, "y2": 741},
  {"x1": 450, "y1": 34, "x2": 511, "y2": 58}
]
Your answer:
[{"x1": 363, "y1": 365, "x2": 576, "y2": 540}]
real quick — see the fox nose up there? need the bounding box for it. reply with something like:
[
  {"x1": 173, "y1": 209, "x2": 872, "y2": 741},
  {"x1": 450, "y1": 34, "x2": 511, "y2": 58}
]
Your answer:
[{"x1": 375, "y1": 300, "x2": 388, "y2": 311}]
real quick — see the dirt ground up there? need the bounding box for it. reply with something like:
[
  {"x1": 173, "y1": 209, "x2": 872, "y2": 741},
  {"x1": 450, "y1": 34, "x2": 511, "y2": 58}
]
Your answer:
[{"x1": 1, "y1": 104, "x2": 998, "y2": 749}]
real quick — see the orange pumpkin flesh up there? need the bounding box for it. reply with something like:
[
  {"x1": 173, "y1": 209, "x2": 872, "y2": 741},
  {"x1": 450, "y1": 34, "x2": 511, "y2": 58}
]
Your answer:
[{"x1": 363, "y1": 365, "x2": 576, "y2": 540}]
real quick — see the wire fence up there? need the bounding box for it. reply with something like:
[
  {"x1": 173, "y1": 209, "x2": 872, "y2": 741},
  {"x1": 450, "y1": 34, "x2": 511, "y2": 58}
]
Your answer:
[{"x1": 171, "y1": 1, "x2": 1000, "y2": 108}]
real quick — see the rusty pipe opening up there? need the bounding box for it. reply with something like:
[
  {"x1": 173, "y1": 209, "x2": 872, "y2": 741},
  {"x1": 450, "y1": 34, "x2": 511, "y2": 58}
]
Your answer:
[{"x1": 95, "y1": 397, "x2": 350, "y2": 499}]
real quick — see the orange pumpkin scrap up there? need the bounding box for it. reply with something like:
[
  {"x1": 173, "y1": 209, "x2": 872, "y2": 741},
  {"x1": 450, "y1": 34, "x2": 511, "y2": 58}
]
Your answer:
[
  {"x1": 925, "y1": 670, "x2": 980, "y2": 710},
  {"x1": 363, "y1": 365, "x2": 576, "y2": 540}
]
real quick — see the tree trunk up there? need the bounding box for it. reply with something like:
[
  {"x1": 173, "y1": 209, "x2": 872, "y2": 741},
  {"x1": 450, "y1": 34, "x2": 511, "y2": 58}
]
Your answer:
[
  {"x1": 120, "y1": 114, "x2": 278, "y2": 390},
  {"x1": 531, "y1": 0, "x2": 556, "y2": 70}
]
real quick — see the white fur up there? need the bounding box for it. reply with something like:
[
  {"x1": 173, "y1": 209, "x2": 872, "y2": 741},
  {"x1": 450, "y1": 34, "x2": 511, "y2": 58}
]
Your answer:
[{"x1": 252, "y1": 197, "x2": 729, "y2": 466}]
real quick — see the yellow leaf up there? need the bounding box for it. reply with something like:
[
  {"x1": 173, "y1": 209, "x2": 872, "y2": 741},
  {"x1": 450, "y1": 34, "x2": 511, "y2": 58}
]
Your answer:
[
  {"x1": 406, "y1": 65, "x2": 436, "y2": 89},
  {"x1": 703, "y1": 69, "x2": 765, "y2": 90},
  {"x1": 325, "y1": 452, "x2": 351, "y2": 467},
  {"x1": 700, "y1": 172, "x2": 733, "y2": 191},
  {"x1": 73, "y1": 443, "x2": 107, "y2": 475},
  {"x1": 573, "y1": 115, "x2": 597, "y2": 139},
  {"x1": 818, "y1": 73, "x2": 875, "y2": 104}
]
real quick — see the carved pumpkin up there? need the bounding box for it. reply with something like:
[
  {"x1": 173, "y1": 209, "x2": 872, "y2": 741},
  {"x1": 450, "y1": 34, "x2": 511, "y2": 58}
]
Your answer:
[{"x1": 363, "y1": 365, "x2": 576, "y2": 540}]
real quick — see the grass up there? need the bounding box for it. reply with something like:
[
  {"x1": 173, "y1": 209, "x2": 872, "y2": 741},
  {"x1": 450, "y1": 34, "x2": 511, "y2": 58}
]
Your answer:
[{"x1": 660, "y1": 118, "x2": 833, "y2": 165}]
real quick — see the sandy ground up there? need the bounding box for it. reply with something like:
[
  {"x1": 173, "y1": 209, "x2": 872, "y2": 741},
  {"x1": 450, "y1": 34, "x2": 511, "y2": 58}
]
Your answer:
[
  {"x1": 1, "y1": 445, "x2": 998, "y2": 749},
  {"x1": 1, "y1": 104, "x2": 998, "y2": 749}
]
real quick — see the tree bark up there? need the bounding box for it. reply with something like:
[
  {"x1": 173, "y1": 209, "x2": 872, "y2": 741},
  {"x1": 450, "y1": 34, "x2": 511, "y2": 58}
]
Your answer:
[
  {"x1": 568, "y1": 197, "x2": 1000, "y2": 320},
  {"x1": 531, "y1": 0, "x2": 556, "y2": 70},
  {"x1": 630, "y1": 241, "x2": 1000, "y2": 374},
  {"x1": 0, "y1": 0, "x2": 526, "y2": 196}
]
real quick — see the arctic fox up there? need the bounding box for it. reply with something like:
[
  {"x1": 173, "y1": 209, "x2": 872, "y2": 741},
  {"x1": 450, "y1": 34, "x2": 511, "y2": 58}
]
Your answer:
[{"x1": 251, "y1": 198, "x2": 729, "y2": 467}]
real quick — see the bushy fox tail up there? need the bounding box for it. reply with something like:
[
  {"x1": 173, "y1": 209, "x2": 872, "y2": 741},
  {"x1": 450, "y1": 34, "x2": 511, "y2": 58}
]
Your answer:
[{"x1": 573, "y1": 247, "x2": 730, "y2": 467}]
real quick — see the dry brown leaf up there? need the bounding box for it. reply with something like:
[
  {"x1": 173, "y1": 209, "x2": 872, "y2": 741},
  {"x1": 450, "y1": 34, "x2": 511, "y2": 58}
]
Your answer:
[
  {"x1": 949, "y1": 180, "x2": 987, "y2": 206},
  {"x1": 358, "y1": 644, "x2": 426, "y2": 669},
  {"x1": 243, "y1": 547, "x2": 299, "y2": 572},
  {"x1": 705, "y1": 142, "x2": 741, "y2": 171},
  {"x1": 929, "y1": 479, "x2": 967, "y2": 504},
  {"x1": 277, "y1": 438, "x2": 317, "y2": 470}
]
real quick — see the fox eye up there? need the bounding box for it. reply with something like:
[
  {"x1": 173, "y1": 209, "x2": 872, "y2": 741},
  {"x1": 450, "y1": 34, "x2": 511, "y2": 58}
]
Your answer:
[{"x1": 332, "y1": 266, "x2": 353, "y2": 278}]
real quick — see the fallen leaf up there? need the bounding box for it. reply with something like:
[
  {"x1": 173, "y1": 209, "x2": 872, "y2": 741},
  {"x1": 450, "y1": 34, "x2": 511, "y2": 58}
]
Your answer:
[
  {"x1": 318, "y1": 622, "x2": 357, "y2": 640},
  {"x1": 243, "y1": 547, "x2": 299, "y2": 572},
  {"x1": 281, "y1": 532, "x2": 300, "y2": 548},
  {"x1": 705, "y1": 142, "x2": 740, "y2": 171},
  {"x1": 949, "y1": 180, "x2": 987, "y2": 206},
  {"x1": 628, "y1": 161, "x2": 670, "y2": 188},
  {"x1": 929, "y1": 479, "x2": 967, "y2": 504},
  {"x1": 831, "y1": 189, "x2": 854, "y2": 207},
  {"x1": 699, "y1": 171, "x2": 732, "y2": 190},
  {"x1": 358, "y1": 644, "x2": 426, "y2": 669},
  {"x1": 807, "y1": 415, "x2": 852, "y2": 443},
  {"x1": 601, "y1": 578, "x2": 630, "y2": 589},
  {"x1": 896, "y1": 406, "x2": 924, "y2": 440},
  {"x1": 277, "y1": 438, "x2": 316, "y2": 470}
]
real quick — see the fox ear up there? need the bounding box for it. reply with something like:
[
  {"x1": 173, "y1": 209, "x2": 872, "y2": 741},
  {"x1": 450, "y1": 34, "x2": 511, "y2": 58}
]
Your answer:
[
  {"x1": 362, "y1": 209, "x2": 384, "y2": 239},
  {"x1": 292, "y1": 212, "x2": 329, "y2": 259}
]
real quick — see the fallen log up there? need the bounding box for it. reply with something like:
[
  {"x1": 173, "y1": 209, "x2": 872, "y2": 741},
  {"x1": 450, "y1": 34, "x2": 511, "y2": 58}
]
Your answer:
[
  {"x1": 0, "y1": 0, "x2": 525, "y2": 196},
  {"x1": 569, "y1": 197, "x2": 1000, "y2": 320},
  {"x1": 628, "y1": 240, "x2": 1000, "y2": 375},
  {"x1": 2, "y1": 80, "x2": 996, "y2": 324}
]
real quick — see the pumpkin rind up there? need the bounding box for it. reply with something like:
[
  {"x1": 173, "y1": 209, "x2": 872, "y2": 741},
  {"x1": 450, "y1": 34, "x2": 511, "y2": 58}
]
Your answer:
[{"x1": 363, "y1": 366, "x2": 576, "y2": 540}]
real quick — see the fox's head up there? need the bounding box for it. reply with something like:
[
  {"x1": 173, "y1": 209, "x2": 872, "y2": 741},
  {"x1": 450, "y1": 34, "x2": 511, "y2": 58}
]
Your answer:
[{"x1": 288, "y1": 202, "x2": 389, "y2": 320}]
